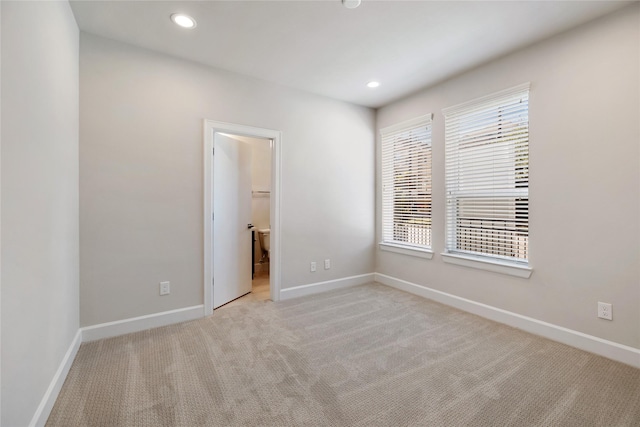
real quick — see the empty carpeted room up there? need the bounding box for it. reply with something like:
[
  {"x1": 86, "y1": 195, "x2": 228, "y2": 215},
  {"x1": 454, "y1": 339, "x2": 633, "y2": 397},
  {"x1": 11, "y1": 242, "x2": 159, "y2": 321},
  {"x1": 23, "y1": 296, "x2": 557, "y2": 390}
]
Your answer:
[{"x1": 1, "y1": 0, "x2": 639, "y2": 426}]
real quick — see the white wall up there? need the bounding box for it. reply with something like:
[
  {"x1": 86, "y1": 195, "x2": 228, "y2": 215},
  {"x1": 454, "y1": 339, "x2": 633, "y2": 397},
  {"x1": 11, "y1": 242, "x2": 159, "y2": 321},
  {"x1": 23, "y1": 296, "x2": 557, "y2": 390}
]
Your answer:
[
  {"x1": 79, "y1": 33, "x2": 375, "y2": 326},
  {"x1": 376, "y1": 5, "x2": 640, "y2": 349},
  {"x1": 1, "y1": 1, "x2": 79, "y2": 425}
]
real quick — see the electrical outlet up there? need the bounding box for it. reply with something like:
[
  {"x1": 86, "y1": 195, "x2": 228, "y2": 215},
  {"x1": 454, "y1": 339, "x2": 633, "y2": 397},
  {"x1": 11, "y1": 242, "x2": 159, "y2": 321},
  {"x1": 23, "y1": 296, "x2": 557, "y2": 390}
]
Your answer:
[
  {"x1": 597, "y1": 302, "x2": 612, "y2": 320},
  {"x1": 310, "y1": 262, "x2": 316, "y2": 272},
  {"x1": 160, "y1": 281, "x2": 170, "y2": 296},
  {"x1": 324, "y1": 259, "x2": 331, "y2": 270}
]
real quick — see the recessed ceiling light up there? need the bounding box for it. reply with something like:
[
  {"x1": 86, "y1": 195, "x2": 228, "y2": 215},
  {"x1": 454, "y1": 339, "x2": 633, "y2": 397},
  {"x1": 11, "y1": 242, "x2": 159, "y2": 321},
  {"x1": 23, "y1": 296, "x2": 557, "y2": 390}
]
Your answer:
[
  {"x1": 342, "y1": 0, "x2": 361, "y2": 9},
  {"x1": 171, "y1": 13, "x2": 197, "y2": 29},
  {"x1": 367, "y1": 81, "x2": 380, "y2": 88}
]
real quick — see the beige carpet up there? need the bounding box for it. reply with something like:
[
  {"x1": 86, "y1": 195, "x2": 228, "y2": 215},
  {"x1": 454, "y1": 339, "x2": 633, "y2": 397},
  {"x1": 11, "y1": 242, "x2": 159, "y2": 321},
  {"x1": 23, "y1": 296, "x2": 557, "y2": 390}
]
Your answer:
[
  {"x1": 224, "y1": 272, "x2": 270, "y2": 309},
  {"x1": 47, "y1": 283, "x2": 640, "y2": 426}
]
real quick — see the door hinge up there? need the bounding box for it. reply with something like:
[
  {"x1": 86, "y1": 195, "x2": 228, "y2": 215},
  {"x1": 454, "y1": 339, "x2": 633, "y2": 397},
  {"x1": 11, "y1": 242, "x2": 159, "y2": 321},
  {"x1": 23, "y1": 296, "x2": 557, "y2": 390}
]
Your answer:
[
  {"x1": 212, "y1": 212, "x2": 214, "y2": 221},
  {"x1": 212, "y1": 147, "x2": 215, "y2": 155}
]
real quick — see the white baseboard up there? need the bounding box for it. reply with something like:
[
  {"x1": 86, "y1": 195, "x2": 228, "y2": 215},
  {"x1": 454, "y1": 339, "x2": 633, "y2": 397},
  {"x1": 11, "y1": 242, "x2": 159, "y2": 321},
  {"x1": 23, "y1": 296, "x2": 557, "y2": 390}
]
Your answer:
[
  {"x1": 29, "y1": 329, "x2": 82, "y2": 427},
  {"x1": 81, "y1": 305, "x2": 204, "y2": 342},
  {"x1": 374, "y1": 273, "x2": 640, "y2": 368},
  {"x1": 280, "y1": 273, "x2": 375, "y2": 300}
]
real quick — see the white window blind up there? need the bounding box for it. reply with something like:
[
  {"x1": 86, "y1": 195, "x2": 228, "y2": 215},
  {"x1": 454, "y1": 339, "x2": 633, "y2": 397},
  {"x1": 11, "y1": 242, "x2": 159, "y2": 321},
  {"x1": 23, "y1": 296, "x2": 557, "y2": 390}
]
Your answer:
[
  {"x1": 443, "y1": 84, "x2": 529, "y2": 264},
  {"x1": 381, "y1": 114, "x2": 433, "y2": 249}
]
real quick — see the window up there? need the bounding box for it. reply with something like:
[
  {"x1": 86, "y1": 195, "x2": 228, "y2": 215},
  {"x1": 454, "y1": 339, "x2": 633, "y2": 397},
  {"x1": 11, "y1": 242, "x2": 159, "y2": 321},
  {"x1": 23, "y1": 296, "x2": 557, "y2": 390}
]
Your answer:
[
  {"x1": 443, "y1": 84, "x2": 529, "y2": 266},
  {"x1": 381, "y1": 114, "x2": 433, "y2": 254}
]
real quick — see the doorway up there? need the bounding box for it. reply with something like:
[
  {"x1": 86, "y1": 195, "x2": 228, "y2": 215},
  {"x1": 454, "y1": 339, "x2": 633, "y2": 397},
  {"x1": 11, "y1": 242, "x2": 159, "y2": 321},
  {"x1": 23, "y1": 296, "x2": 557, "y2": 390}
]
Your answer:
[{"x1": 203, "y1": 120, "x2": 282, "y2": 315}]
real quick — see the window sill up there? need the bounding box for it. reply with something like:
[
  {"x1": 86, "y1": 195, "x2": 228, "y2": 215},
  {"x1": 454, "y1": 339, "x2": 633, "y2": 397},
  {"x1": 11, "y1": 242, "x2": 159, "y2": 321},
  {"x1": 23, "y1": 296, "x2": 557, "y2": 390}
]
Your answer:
[
  {"x1": 441, "y1": 252, "x2": 532, "y2": 278},
  {"x1": 379, "y1": 242, "x2": 434, "y2": 259}
]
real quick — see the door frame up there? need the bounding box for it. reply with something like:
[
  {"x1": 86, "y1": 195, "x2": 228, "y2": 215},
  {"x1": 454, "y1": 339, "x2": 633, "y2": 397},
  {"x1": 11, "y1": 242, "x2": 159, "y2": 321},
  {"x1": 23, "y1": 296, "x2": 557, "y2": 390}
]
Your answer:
[{"x1": 203, "y1": 119, "x2": 282, "y2": 315}]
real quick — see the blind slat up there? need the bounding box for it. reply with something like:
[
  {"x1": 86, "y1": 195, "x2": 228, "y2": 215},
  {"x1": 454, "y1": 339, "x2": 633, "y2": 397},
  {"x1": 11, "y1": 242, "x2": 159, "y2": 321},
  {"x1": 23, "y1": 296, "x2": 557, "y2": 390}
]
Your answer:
[
  {"x1": 382, "y1": 114, "x2": 433, "y2": 248},
  {"x1": 444, "y1": 84, "x2": 530, "y2": 263}
]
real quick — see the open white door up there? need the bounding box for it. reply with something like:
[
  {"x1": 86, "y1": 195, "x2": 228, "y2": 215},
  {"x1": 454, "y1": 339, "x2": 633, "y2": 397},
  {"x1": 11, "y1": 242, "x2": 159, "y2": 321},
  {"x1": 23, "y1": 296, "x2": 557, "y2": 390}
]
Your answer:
[
  {"x1": 204, "y1": 119, "x2": 282, "y2": 315},
  {"x1": 213, "y1": 133, "x2": 253, "y2": 308}
]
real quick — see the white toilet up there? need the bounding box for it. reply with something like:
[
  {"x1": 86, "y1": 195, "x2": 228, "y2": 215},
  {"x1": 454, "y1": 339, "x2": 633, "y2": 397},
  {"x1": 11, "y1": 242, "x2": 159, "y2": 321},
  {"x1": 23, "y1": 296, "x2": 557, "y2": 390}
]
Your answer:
[{"x1": 258, "y1": 228, "x2": 270, "y2": 261}]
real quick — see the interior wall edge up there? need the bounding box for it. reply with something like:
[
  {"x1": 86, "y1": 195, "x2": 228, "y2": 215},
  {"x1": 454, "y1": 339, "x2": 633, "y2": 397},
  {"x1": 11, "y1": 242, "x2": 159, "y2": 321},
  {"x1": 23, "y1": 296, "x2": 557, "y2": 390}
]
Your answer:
[
  {"x1": 27, "y1": 330, "x2": 82, "y2": 427},
  {"x1": 374, "y1": 5, "x2": 639, "y2": 349},
  {"x1": 374, "y1": 273, "x2": 640, "y2": 369},
  {"x1": 280, "y1": 273, "x2": 375, "y2": 300},
  {"x1": 81, "y1": 304, "x2": 205, "y2": 342}
]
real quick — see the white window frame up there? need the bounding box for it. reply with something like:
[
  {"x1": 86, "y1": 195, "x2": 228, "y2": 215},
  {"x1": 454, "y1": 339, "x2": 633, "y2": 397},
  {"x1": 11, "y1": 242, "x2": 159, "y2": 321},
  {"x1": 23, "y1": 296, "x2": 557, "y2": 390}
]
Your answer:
[
  {"x1": 380, "y1": 114, "x2": 434, "y2": 259},
  {"x1": 442, "y1": 84, "x2": 532, "y2": 278}
]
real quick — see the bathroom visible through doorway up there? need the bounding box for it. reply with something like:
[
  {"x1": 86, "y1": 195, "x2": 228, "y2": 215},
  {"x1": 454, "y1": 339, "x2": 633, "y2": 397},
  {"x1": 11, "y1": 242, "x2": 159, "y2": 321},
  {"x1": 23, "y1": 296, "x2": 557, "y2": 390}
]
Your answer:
[
  {"x1": 203, "y1": 120, "x2": 282, "y2": 315},
  {"x1": 214, "y1": 133, "x2": 272, "y2": 309},
  {"x1": 244, "y1": 135, "x2": 272, "y2": 305}
]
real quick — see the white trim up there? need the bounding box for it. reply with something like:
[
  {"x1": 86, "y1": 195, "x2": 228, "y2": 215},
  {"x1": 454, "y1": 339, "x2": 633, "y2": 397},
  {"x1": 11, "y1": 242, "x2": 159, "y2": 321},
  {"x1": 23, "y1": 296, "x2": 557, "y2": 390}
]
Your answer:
[
  {"x1": 32, "y1": 306, "x2": 206, "y2": 424},
  {"x1": 81, "y1": 305, "x2": 204, "y2": 342},
  {"x1": 374, "y1": 273, "x2": 640, "y2": 368},
  {"x1": 442, "y1": 82, "x2": 531, "y2": 115},
  {"x1": 204, "y1": 120, "x2": 282, "y2": 314},
  {"x1": 379, "y1": 242, "x2": 433, "y2": 259},
  {"x1": 442, "y1": 252, "x2": 532, "y2": 278},
  {"x1": 29, "y1": 330, "x2": 82, "y2": 427},
  {"x1": 380, "y1": 113, "x2": 433, "y2": 136},
  {"x1": 280, "y1": 273, "x2": 375, "y2": 301}
]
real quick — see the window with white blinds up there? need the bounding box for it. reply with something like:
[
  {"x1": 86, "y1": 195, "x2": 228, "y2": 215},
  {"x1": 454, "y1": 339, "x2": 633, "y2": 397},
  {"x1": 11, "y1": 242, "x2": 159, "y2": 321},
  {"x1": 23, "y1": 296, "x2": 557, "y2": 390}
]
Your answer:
[
  {"x1": 381, "y1": 114, "x2": 433, "y2": 250},
  {"x1": 443, "y1": 84, "x2": 529, "y2": 264}
]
